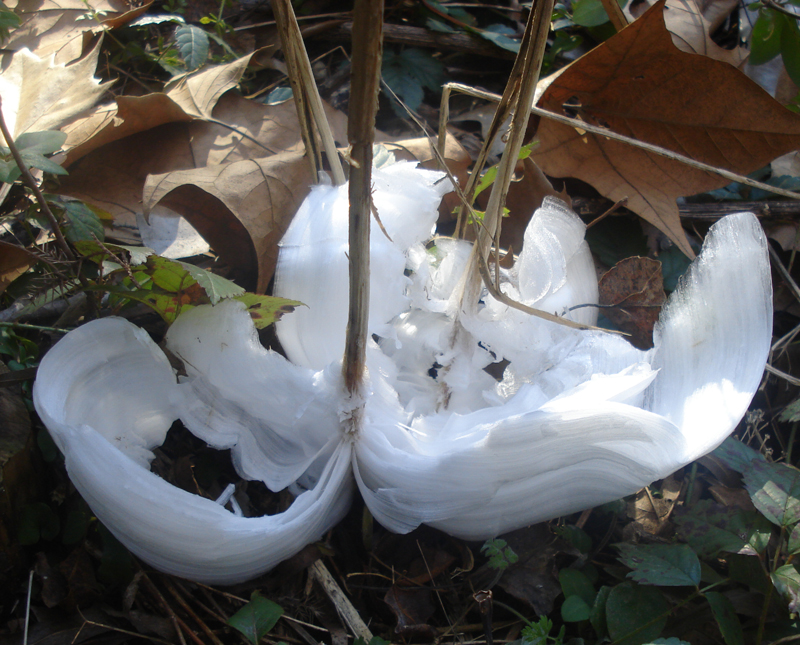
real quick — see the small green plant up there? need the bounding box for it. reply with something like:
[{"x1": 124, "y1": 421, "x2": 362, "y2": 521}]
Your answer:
[
  {"x1": 521, "y1": 616, "x2": 566, "y2": 645},
  {"x1": 481, "y1": 537, "x2": 519, "y2": 570},
  {"x1": 227, "y1": 592, "x2": 284, "y2": 645}
]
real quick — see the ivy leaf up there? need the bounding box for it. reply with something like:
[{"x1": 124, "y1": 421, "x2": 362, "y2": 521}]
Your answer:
[
  {"x1": 782, "y1": 14, "x2": 800, "y2": 87},
  {"x1": 561, "y1": 594, "x2": 591, "y2": 622},
  {"x1": 227, "y1": 592, "x2": 283, "y2": 645},
  {"x1": 772, "y1": 564, "x2": 800, "y2": 614},
  {"x1": 673, "y1": 499, "x2": 772, "y2": 558},
  {"x1": 750, "y1": 8, "x2": 784, "y2": 65},
  {"x1": 743, "y1": 459, "x2": 800, "y2": 527},
  {"x1": 710, "y1": 437, "x2": 767, "y2": 474},
  {"x1": 606, "y1": 582, "x2": 668, "y2": 645},
  {"x1": 705, "y1": 591, "x2": 744, "y2": 645},
  {"x1": 572, "y1": 0, "x2": 611, "y2": 27},
  {"x1": 616, "y1": 544, "x2": 701, "y2": 587},
  {"x1": 176, "y1": 25, "x2": 209, "y2": 71},
  {"x1": 559, "y1": 568, "x2": 596, "y2": 605},
  {"x1": 233, "y1": 293, "x2": 302, "y2": 329},
  {"x1": 63, "y1": 201, "x2": 104, "y2": 243},
  {"x1": 382, "y1": 48, "x2": 444, "y2": 113}
]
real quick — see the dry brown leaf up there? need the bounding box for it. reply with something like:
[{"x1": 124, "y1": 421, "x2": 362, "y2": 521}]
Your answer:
[
  {"x1": 533, "y1": 0, "x2": 800, "y2": 257},
  {"x1": 663, "y1": 0, "x2": 746, "y2": 65},
  {"x1": 61, "y1": 52, "x2": 268, "y2": 164},
  {"x1": 598, "y1": 256, "x2": 665, "y2": 350},
  {"x1": 0, "y1": 42, "x2": 111, "y2": 138},
  {"x1": 5, "y1": 0, "x2": 151, "y2": 63},
  {"x1": 143, "y1": 150, "x2": 313, "y2": 292},
  {"x1": 57, "y1": 93, "x2": 348, "y2": 244},
  {"x1": 0, "y1": 241, "x2": 37, "y2": 296}
]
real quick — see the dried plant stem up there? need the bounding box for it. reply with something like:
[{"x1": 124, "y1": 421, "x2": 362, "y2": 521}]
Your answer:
[
  {"x1": 342, "y1": 0, "x2": 383, "y2": 408},
  {"x1": 599, "y1": 0, "x2": 628, "y2": 31},
  {"x1": 310, "y1": 561, "x2": 373, "y2": 641},
  {"x1": 272, "y1": 0, "x2": 345, "y2": 185},
  {"x1": 476, "y1": 0, "x2": 554, "y2": 260},
  {"x1": 442, "y1": 82, "x2": 800, "y2": 202},
  {"x1": 0, "y1": 97, "x2": 74, "y2": 261}
]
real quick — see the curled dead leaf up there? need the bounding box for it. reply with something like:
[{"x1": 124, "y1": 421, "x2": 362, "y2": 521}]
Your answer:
[
  {"x1": 143, "y1": 150, "x2": 313, "y2": 292},
  {"x1": 6, "y1": 0, "x2": 152, "y2": 64},
  {"x1": 598, "y1": 256, "x2": 666, "y2": 350},
  {"x1": 532, "y1": 0, "x2": 800, "y2": 257}
]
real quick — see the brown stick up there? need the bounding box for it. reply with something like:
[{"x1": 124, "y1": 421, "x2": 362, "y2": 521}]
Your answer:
[
  {"x1": 599, "y1": 0, "x2": 628, "y2": 31},
  {"x1": 341, "y1": 0, "x2": 383, "y2": 421},
  {"x1": 272, "y1": 0, "x2": 346, "y2": 185}
]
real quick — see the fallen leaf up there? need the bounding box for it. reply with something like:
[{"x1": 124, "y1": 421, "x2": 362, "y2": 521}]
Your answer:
[
  {"x1": 0, "y1": 241, "x2": 37, "y2": 295},
  {"x1": 143, "y1": 150, "x2": 313, "y2": 292},
  {"x1": 0, "y1": 42, "x2": 111, "y2": 139},
  {"x1": 383, "y1": 585, "x2": 436, "y2": 639},
  {"x1": 58, "y1": 92, "x2": 342, "y2": 245},
  {"x1": 598, "y1": 256, "x2": 665, "y2": 349},
  {"x1": 662, "y1": 0, "x2": 746, "y2": 65},
  {"x1": 62, "y1": 52, "x2": 270, "y2": 164},
  {"x1": 532, "y1": 0, "x2": 800, "y2": 257},
  {"x1": 5, "y1": 0, "x2": 152, "y2": 64}
]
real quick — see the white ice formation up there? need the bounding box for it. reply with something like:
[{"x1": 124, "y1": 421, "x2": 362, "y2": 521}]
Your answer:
[{"x1": 34, "y1": 160, "x2": 772, "y2": 583}]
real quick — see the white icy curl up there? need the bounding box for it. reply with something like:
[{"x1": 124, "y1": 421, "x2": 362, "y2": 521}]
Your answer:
[{"x1": 33, "y1": 162, "x2": 772, "y2": 583}]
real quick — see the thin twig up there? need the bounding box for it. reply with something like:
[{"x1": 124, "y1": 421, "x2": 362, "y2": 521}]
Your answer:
[
  {"x1": 23, "y1": 569, "x2": 33, "y2": 645},
  {"x1": 272, "y1": 0, "x2": 346, "y2": 185},
  {"x1": 598, "y1": 0, "x2": 628, "y2": 30},
  {"x1": 309, "y1": 560, "x2": 373, "y2": 641},
  {"x1": 441, "y1": 82, "x2": 800, "y2": 202},
  {"x1": 0, "y1": 98, "x2": 74, "y2": 261}
]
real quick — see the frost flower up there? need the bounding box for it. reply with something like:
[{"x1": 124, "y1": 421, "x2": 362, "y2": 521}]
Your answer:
[{"x1": 34, "y1": 162, "x2": 772, "y2": 583}]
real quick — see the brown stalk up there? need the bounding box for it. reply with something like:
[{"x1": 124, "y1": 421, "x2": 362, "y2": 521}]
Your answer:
[
  {"x1": 0, "y1": 97, "x2": 74, "y2": 262},
  {"x1": 341, "y1": 0, "x2": 383, "y2": 412},
  {"x1": 272, "y1": 0, "x2": 346, "y2": 185},
  {"x1": 599, "y1": 0, "x2": 629, "y2": 31}
]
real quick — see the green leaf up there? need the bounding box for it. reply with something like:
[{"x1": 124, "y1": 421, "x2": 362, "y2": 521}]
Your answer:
[
  {"x1": 673, "y1": 499, "x2": 772, "y2": 558},
  {"x1": 63, "y1": 201, "x2": 104, "y2": 243},
  {"x1": 233, "y1": 293, "x2": 302, "y2": 329},
  {"x1": 382, "y1": 48, "x2": 445, "y2": 113},
  {"x1": 15, "y1": 130, "x2": 67, "y2": 155},
  {"x1": 228, "y1": 592, "x2": 284, "y2": 645},
  {"x1": 18, "y1": 503, "x2": 60, "y2": 545},
  {"x1": 475, "y1": 24, "x2": 521, "y2": 53},
  {"x1": 606, "y1": 582, "x2": 668, "y2": 645},
  {"x1": 772, "y1": 564, "x2": 800, "y2": 614},
  {"x1": 590, "y1": 585, "x2": 611, "y2": 637},
  {"x1": 727, "y1": 554, "x2": 771, "y2": 595},
  {"x1": 562, "y1": 594, "x2": 591, "y2": 622},
  {"x1": 711, "y1": 437, "x2": 767, "y2": 474},
  {"x1": 175, "y1": 24, "x2": 209, "y2": 70},
  {"x1": 743, "y1": 459, "x2": 800, "y2": 527},
  {"x1": 616, "y1": 544, "x2": 701, "y2": 587},
  {"x1": 705, "y1": 591, "x2": 744, "y2": 645},
  {"x1": 750, "y1": 8, "x2": 784, "y2": 65},
  {"x1": 560, "y1": 568, "x2": 596, "y2": 605},
  {"x1": 780, "y1": 396, "x2": 800, "y2": 423},
  {"x1": 74, "y1": 240, "x2": 153, "y2": 266},
  {"x1": 173, "y1": 259, "x2": 244, "y2": 303},
  {"x1": 555, "y1": 524, "x2": 592, "y2": 553},
  {"x1": 782, "y1": 15, "x2": 800, "y2": 87},
  {"x1": 19, "y1": 151, "x2": 68, "y2": 176},
  {"x1": 572, "y1": 0, "x2": 610, "y2": 27},
  {"x1": 62, "y1": 505, "x2": 91, "y2": 545}
]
